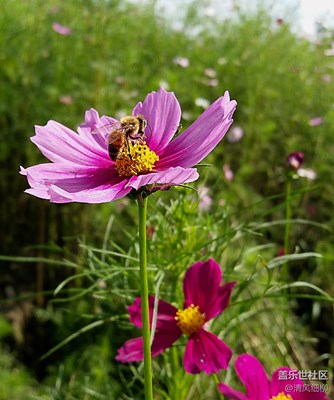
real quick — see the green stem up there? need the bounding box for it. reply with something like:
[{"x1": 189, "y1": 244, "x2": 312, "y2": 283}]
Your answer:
[
  {"x1": 213, "y1": 373, "x2": 225, "y2": 400},
  {"x1": 283, "y1": 178, "x2": 292, "y2": 349},
  {"x1": 283, "y1": 178, "x2": 292, "y2": 283},
  {"x1": 137, "y1": 197, "x2": 153, "y2": 400},
  {"x1": 284, "y1": 178, "x2": 292, "y2": 257}
]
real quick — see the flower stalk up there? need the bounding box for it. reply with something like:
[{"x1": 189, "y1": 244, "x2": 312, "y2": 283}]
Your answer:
[
  {"x1": 137, "y1": 196, "x2": 153, "y2": 400},
  {"x1": 283, "y1": 177, "x2": 292, "y2": 267},
  {"x1": 213, "y1": 374, "x2": 225, "y2": 400}
]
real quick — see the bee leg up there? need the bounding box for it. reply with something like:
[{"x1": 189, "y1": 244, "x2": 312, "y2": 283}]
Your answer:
[
  {"x1": 126, "y1": 138, "x2": 133, "y2": 160},
  {"x1": 175, "y1": 123, "x2": 182, "y2": 136}
]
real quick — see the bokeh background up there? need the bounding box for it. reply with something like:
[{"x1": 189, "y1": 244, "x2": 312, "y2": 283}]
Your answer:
[{"x1": 0, "y1": 0, "x2": 333, "y2": 398}]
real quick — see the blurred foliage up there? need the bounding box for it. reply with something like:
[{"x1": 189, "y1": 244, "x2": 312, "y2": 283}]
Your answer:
[{"x1": 0, "y1": 0, "x2": 334, "y2": 398}]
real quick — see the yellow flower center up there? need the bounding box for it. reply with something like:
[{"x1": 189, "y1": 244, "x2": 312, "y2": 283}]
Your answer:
[
  {"x1": 115, "y1": 141, "x2": 159, "y2": 178},
  {"x1": 270, "y1": 393, "x2": 292, "y2": 400},
  {"x1": 175, "y1": 304, "x2": 205, "y2": 336}
]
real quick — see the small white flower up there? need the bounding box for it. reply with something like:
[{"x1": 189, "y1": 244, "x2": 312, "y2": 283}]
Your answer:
[
  {"x1": 204, "y1": 7, "x2": 215, "y2": 17},
  {"x1": 195, "y1": 97, "x2": 210, "y2": 109},
  {"x1": 198, "y1": 185, "x2": 212, "y2": 211},
  {"x1": 182, "y1": 111, "x2": 193, "y2": 121},
  {"x1": 217, "y1": 57, "x2": 227, "y2": 65},
  {"x1": 297, "y1": 168, "x2": 317, "y2": 180},
  {"x1": 173, "y1": 57, "x2": 190, "y2": 68},
  {"x1": 324, "y1": 49, "x2": 334, "y2": 56},
  {"x1": 58, "y1": 95, "x2": 73, "y2": 105},
  {"x1": 159, "y1": 80, "x2": 169, "y2": 90},
  {"x1": 204, "y1": 68, "x2": 217, "y2": 78},
  {"x1": 227, "y1": 126, "x2": 244, "y2": 143}
]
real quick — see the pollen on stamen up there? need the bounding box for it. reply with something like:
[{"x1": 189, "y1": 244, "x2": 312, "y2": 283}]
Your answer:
[
  {"x1": 270, "y1": 393, "x2": 293, "y2": 400},
  {"x1": 175, "y1": 304, "x2": 205, "y2": 336},
  {"x1": 115, "y1": 141, "x2": 159, "y2": 178}
]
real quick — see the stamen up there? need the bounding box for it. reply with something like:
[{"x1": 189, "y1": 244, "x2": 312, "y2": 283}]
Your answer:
[
  {"x1": 270, "y1": 393, "x2": 293, "y2": 400},
  {"x1": 175, "y1": 304, "x2": 205, "y2": 336},
  {"x1": 115, "y1": 141, "x2": 159, "y2": 178}
]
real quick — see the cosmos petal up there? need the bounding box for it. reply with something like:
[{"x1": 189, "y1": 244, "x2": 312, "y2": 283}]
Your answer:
[
  {"x1": 21, "y1": 163, "x2": 131, "y2": 203},
  {"x1": 125, "y1": 166, "x2": 199, "y2": 191},
  {"x1": 217, "y1": 383, "x2": 248, "y2": 400},
  {"x1": 183, "y1": 259, "x2": 223, "y2": 317},
  {"x1": 128, "y1": 296, "x2": 180, "y2": 331},
  {"x1": 158, "y1": 92, "x2": 236, "y2": 168},
  {"x1": 235, "y1": 354, "x2": 270, "y2": 400},
  {"x1": 115, "y1": 337, "x2": 145, "y2": 362},
  {"x1": 132, "y1": 88, "x2": 181, "y2": 154},
  {"x1": 183, "y1": 329, "x2": 232, "y2": 374},
  {"x1": 116, "y1": 329, "x2": 181, "y2": 363},
  {"x1": 48, "y1": 181, "x2": 131, "y2": 203},
  {"x1": 205, "y1": 282, "x2": 236, "y2": 321},
  {"x1": 77, "y1": 108, "x2": 118, "y2": 150},
  {"x1": 32, "y1": 120, "x2": 111, "y2": 167}
]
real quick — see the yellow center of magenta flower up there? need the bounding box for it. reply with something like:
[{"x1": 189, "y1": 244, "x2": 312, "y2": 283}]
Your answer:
[
  {"x1": 270, "y1": 393, "x2": 293, "y2": 400},
  {"x1": 115, "y1": 141, "x2": 159, "y2": 178},
  {"x1": 175, "y1": 304, "x2": 205, "y2": 336}
]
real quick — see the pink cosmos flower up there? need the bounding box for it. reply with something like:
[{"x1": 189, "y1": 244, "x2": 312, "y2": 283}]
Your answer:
[
  {"x1": 198, "y1": 185, "x2": 212, "y2": 211},
  {"x1": 227, "y1": 126, "x2": 244, "y2": 143},
  {"x1": 20, "y1": 88, "x2": 236, "y2": 203},
  {"x1": 173, "y1": 56, "x2": 190, "y2": 68},
  {"x1": 52, "y1": 22, "x2": 72, "y2": 36},
  {"x1": 287, "y1": 151, "x2": 304, "y2": 170},
  {"x1": 116, "y1": 259, "x2": 236, "y2": 374},
  {"x1": 223, "y1": 163, "x2": 234, "y2": 181},
  {"x1": 308, "y1": 117, "x2": 323, "y2": 127},
  {"x1": 58, "y1": 95, "x2": 73, "y2": 105},
  {"x1": 218, "y1": 353, "x2": 329, "y2": 400}
]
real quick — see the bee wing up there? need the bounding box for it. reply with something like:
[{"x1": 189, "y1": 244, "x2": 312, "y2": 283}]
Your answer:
[
  {"x1": 106, "y1": 129, "x2": 124, "y2": 145},
  {"x1": 91, "y1": 122, "x2": 122, "y2": 137}
]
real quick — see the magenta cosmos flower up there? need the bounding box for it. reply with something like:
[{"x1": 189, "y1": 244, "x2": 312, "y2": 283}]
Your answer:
[
  {"x1": 116, "y1": 259, "x2": 236, "y2": 374},
  {"x1": 287, "y1": 151, "x2": 304, "y2": 170},
  {"x1": 52, "y1": 22, "x2": 72, "y2": 36},
  {"x1": 20, "y1": 88, "x2": 236, "y2": 203},
  {"x1": 218, "y1": 353, "x2": 329, "y2": 400}
]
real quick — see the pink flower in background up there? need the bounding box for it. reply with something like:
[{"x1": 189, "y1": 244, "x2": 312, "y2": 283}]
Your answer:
[
  {"x1": 58, "y1": 95, "x2": 73, "y2": 105},
  {"x1": 21, "y1": 88, "x2": 236, "y2": 203},
  {"x1": 308, "y1": 117, "x2": 323, "y2": 127},
  {"x1": 277, "y1": 247, "x2": 285, "y2": 257},
  {"x1": 218, "y1": 353, "x2": 329, "y2": 400},
  {"x1": 198, "y1": 185, "x2": 212, "y2": 211},
  {"x1": 322, "y1": 74, "x2": 332, "y2": 83},
  {"x1": 173, "y1": 56, "x2": 190, "y2": 68},
  {"x1": 206, "y1": 79, "x2": 219, "y2": 87},
  {"x1": 227, "y1": 126, "x2": 244, "y2": 143},
  {"x1": 52, "y1": 22, "x2": 72, "y2": 36},
  {"x1": 116, "y1": 259, "x2": 236, "y2": 374},
  {"x1": 287, "y1": 151, "x2": 304, "y2": 170},
  {"x1": 204, "y1": 68, "x2": 217, "y2": 78},
  {"x1": 324, "y1": 46, "x2": 334, "y2": 56},
  {"x1": 224, "y1": 164, "x2": 234, "y2": 181}
]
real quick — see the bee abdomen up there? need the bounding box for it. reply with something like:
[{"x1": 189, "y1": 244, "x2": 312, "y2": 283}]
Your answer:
[{"x1": 109, "y1": 145, "x2": 119, "y2": 161}]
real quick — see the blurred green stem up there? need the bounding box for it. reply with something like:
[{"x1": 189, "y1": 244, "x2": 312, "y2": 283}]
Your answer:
[
  {"x1": 284, "y1": 178, "x2": 292, "y2": 281},
  {"x1": 213, "y1": 374, "x2": 225, "y2": 400},
  {"x1": 283, "y1": 178, "x2": 292, "y2": 348},
  {"x1": 138, "y1": 197, "x2": 153, "y2": 400}
]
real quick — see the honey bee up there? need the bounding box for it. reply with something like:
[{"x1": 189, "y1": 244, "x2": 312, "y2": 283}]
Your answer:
[{"x1": 92, "y1": 115, "x2": 147, "y2": 161}]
